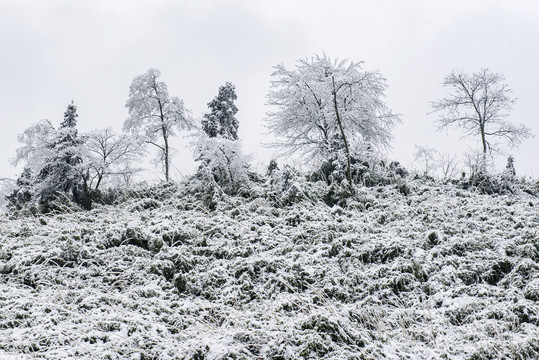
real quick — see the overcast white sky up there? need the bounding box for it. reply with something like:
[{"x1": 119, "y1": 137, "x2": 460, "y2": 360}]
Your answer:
[{"x1": 1, "y1": 0, "x2": 537, "y2": 181}]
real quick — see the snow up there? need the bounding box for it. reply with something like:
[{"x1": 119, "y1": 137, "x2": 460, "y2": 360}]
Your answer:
[{"x1": 0, "y1": 177, "x2": 538, "y2": 359}]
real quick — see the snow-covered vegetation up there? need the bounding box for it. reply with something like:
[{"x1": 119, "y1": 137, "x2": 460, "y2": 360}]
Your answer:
[{"x1": 1, "y1": 176, "x2": 538, "y2": 359}]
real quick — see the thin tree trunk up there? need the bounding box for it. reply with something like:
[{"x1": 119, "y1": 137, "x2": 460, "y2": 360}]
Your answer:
[
  {"x1": 157, "y1": 99, "x2": 170, "y2": 182},
  {"x1": 480, "y1": 123, "x2": 487, "y2": 175},
  {"x1": 332, "y1": 76, "x2": 354, "y2": 195},
  {"x1": 163, "y1": 130, "x2": 169, "y2": 182}
]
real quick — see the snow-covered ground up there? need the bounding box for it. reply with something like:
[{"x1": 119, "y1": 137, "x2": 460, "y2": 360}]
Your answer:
[{"x1": 0, "y1": 178, "x2": 538, "y2": 359}]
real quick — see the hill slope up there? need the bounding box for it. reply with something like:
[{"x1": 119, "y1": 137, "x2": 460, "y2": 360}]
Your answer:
[{"x1": 0, "y1": 179, "x2": 538, "y2": 359}]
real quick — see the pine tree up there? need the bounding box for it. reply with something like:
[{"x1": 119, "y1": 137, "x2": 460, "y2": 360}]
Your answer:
[
  {"x1": 37, "y1": 102, "x2": 91, "y2": 211},
  {"x1": 5, "y1": 167, "x2": 34, "y2": 210},
  {"x1": 505, "y1": 156, "x2": 516, "y2": 177},
  {"x1": 202, "y1": 82, "x2": 239, "y2": 140}
]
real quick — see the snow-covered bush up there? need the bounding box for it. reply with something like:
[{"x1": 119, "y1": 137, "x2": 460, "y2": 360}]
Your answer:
[
  {"x1": 190, "y1": 135, "x2": 252, "y2": 208},
  {"x1": 312, "y1": 148, "x2": 408, "y2": 190},
  {"x1": 266, "y1": 161, "x2": 306, "y2": 206},
  {"x1": 1, "y1": 177, "x2": 539, "y2": 359}
]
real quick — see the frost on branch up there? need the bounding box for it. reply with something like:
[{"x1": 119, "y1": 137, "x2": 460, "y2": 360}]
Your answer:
[{"x1": 11, "y1": 119, "x2": 56, "y2": 172}]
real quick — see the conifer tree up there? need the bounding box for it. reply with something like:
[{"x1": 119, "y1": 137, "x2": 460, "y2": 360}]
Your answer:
[
  {"x1": 5, "y1": 167, "x2": 33, "y2": 210},
  {"x1": 36, "y1": 102, "x2": 91, "y2": 211},
  {"x1": 202, "y1": 82, "x2": 239, "y2": 140}
]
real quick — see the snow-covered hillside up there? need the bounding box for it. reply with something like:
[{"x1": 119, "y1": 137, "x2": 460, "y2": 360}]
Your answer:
[{"x1": 0, "y1": 179, "x2": 538, "y2": 359}]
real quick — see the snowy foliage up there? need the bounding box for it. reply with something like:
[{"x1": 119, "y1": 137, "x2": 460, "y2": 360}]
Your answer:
[
  {"x1": 11, "y1": 119, "x2": 56, "y2": 173},
  {"x1": 202, "y1": 82, "x2": 239, "y2": 140},
  {"x1": 124, "y1": 68, "x2": 194, "y2": 182},
  {"x1": 265, "y1": 161, "x2": 306, "y2": 206},
  {"x1": 8, "y1": 103, "x2": 91, "y2": 212},
  {"x1": 190, "y1": 135, "x2": 252, "y2": 207},
  {"x1": 0, "y1": 178, "x2": 538, "y2": 359},
  {"x1": 266, "y1": 54, "x2": 400, "y2": 161}
]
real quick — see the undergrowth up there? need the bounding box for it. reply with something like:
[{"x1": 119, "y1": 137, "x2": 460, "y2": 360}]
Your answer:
[{"x1": 0, "y1": 178, "x2": 538, "y2": 359}]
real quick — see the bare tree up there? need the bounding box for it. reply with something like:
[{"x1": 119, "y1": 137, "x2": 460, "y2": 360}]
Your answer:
[
  {"x1": 430, "y1": 69, "x2": 532, "y2": 173},
  {"x1": 439, "y1": 152, "x2": 460, "y2": 180},
  {"x1": 413, "y1": 145, "x2": 439, "y2": 177},
  {"x1": 266, "y1": 54, "x2": 400, "y2": 192},
  {"x1": 84, "y1": 128, "x2": 145, "y2": 190},
  {"x1": 124, "y1": 68, "x2": 193, "y2": 182}
]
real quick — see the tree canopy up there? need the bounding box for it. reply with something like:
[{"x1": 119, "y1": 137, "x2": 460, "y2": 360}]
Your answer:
[{"x1": 266, "y1": 54, "x2": 400, "y2": 191}]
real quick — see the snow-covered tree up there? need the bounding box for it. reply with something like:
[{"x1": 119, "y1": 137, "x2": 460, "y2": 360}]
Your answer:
[
  {"x1": 11, "y1": 119, "x2": 56, "y2": 172},
  {"x1": 9, "y1": 102, "x2": 91, "y2": 212},
  {"x1": 124, "y1": 68, "x2": 193, "y2": 182},
  {"x1": 439, "y1": 152, "x2": 460, "y2": 180},
  {"x1": 35, "y1": 102, "x2": 91, "y2": 211},
  {"x1": 202, "y1": 82, "x2": 239, "y2": 140},
  {"x1": 84, "y1": 128, "x2": 145, "y2": 190},
  {"x1": 5, "y1": 168, "x2": 33, "y2": 210},
  {"x1": 430, "y1": 69, "x2": 533, "y2": 174},
  {"x1": 414, "y1": 145, "x2": 440, "y2": 177},
  {"x1": 504, "y1": 155, "x2": 516, "y2": 178},
  {"x1": 266, "y1": 54, "x2": 400, "y2": 192},
  {"x1": 192, "y1": 135, "x2": 251, "y2": 200}
]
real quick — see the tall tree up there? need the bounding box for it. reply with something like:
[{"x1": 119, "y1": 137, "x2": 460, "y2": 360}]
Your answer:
[
  {"x1": 202, "y1": 82, "x2": 239, "y2": 140},
  {"x1": 266, "y1": 54, "x2": 399, "y2": 192},
  {"x1": 37, "y1": 102, "x2": 90, "y2": 211},
  {"x1": 124, "y1": 68, "x2": 193, "y2": 182},
  {"x1": 430, "y1": 69, "x2": 533, "y2": 174}
]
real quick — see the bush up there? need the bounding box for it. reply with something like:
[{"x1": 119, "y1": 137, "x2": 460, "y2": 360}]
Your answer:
[{"x1": 189, "y1": 135, "x2": 252, "y2": 208}]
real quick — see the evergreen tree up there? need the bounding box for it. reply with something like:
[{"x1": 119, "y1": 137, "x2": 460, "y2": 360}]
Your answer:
[
  {"x1": 36, "y1": 102, "x2": 91, "y2": 211},
  {"x1": 5, "y1": 167, "x2": 34, "y2": 210},
  {"x1": 202, "y1": 82, "x2": 239, "y2": 140},
  {"x1": 505, "y1": 156, "x2": 516, "y2": 177}
]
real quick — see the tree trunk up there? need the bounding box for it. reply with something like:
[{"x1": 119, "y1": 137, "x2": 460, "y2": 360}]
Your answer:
[
  {"x1": 332, "y1": 76, "x2": 354, "y2": 195},
  {"x1": 163, "y1": 130, "x2": 169, "y2": 182},
  {"x1": 94, "y1": 172, "x2": 103, "y2": 191},
  {"x1": 157, "y1": 99, "x2": 170, "y2": 182},
  {"x1": 480, "y1": 122, "x2": 487, "y2": 175}
]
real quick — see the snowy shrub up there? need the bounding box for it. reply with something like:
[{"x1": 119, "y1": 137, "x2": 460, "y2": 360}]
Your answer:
[
  {"x1": 266, "y1": 162, "x2": 306, "y2": 206},
  {"x1": 89, "y1": 187, "x2": 124, "y2": 206},
  {"x1": 460, "y1": 172, "x2": 514, "y2": 195},
  {"x1": 1, "y1": 175, "x2": 538, "y2": 359},
  {"x1": 190, "y1": 135, "x2": 252, "y2": 207},
  {"x1": 524, "y1": 279, "x2": 539, "y2": 302}
]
